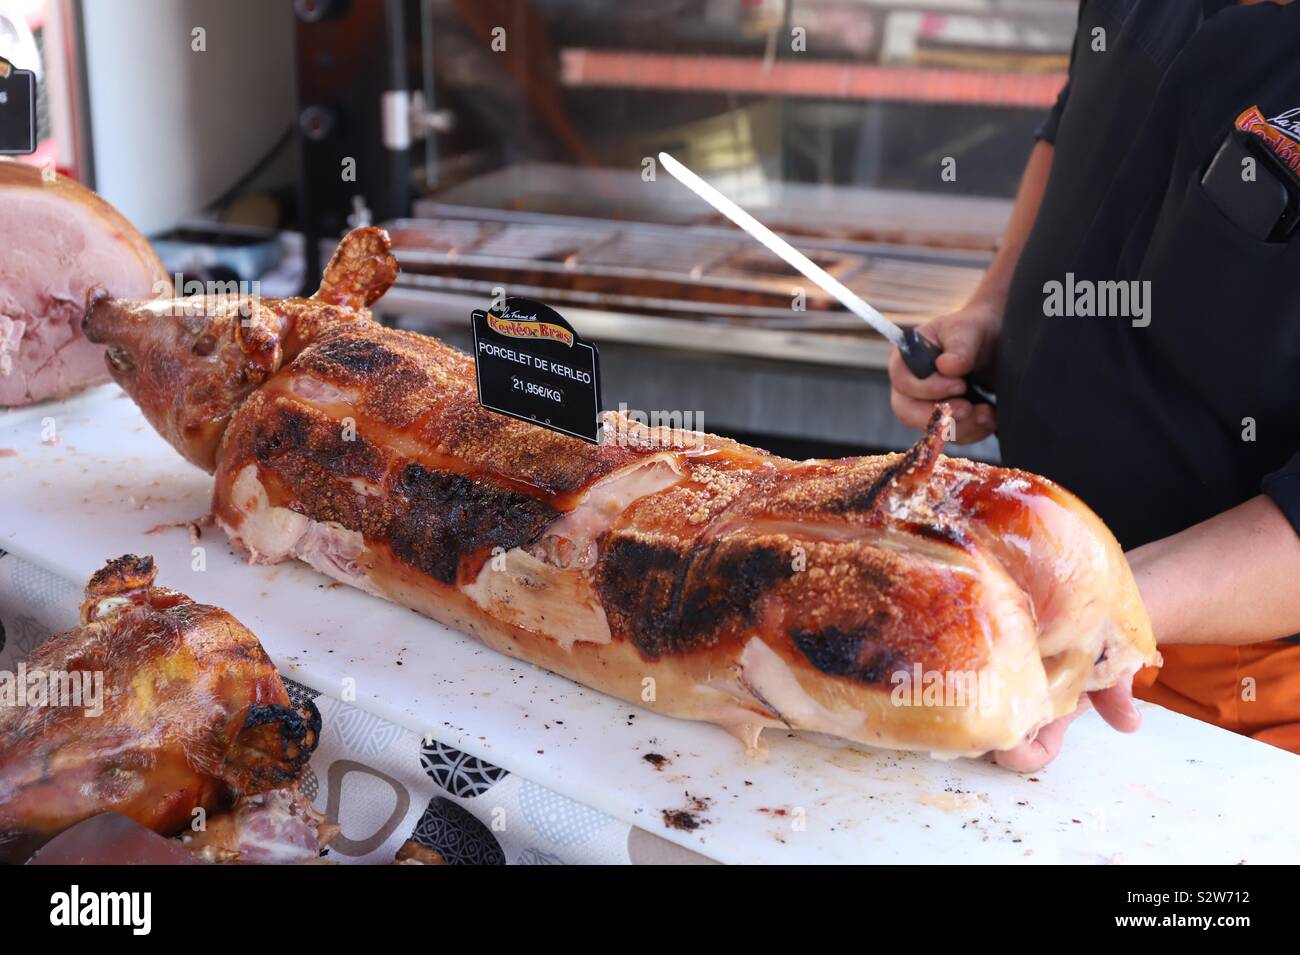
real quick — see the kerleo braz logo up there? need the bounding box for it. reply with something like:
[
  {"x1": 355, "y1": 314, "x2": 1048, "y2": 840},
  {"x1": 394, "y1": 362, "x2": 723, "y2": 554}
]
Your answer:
[
  {"x1": 486, "y1": 306, "x2": 575, "y2": 347},
  {"x1": 1236, "y1": 104, "x2": 1300, "y2": 176}
]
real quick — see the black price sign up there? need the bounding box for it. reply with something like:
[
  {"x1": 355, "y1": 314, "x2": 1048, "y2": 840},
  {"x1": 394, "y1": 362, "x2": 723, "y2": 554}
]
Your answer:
[
  {"x1": 0, "y1": 56, "x2": 36, "y2": 155},
  {"x1": 472, "y1": 297, "x2": 602, "y2": 443}
]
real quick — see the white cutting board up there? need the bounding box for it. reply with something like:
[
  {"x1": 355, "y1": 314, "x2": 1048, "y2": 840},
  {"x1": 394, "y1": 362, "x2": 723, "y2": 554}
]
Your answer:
[{"x1": 3, "y1": 385, "x2": 1299, "y2": 864}]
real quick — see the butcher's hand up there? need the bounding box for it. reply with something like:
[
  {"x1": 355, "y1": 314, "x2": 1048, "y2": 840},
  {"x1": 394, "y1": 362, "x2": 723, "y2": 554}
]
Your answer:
[
  {"x1": 994, "y1": 676, "x2": 1142, "y2": 773},
  {"x1": 1001, "y1": 493, "x2": 1300, "y2": 771},
  {"x1": 888, "y1": 303, "x2": 999, "y2": 444}
]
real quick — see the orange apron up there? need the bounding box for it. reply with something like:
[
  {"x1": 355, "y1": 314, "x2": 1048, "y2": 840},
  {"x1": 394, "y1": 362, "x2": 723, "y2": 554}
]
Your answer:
[{"x1": 1134, "y1": 640, "x2": 1300, "y2": 753}]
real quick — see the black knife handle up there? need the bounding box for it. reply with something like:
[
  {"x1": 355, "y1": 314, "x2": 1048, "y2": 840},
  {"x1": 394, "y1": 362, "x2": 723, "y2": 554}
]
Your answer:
[{"x1": 899, "y1": 327, "x2": 996, "y2": 407}]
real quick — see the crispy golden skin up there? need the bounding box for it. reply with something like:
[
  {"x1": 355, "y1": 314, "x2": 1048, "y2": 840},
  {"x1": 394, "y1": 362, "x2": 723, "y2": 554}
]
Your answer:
[
  {"x1": 0, "y1": 556, "x2": 319, "y2": 863},
  {"x1": 80, "y1": 229, "x2": 1158, "y2": 758}
]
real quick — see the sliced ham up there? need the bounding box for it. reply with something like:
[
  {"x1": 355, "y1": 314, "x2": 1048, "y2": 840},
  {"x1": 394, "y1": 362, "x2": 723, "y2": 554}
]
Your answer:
[{"x1": 0, "y1": 159, "x2": 169, "y2": 406}]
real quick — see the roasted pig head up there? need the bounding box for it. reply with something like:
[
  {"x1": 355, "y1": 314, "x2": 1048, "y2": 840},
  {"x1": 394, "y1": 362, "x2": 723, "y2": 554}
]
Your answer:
[
  {"x1": 0, "y1": 555, "x2": 321, "y2": 864},
  {"x1": 82, "y1": 226, "x2": 398, "y2": 471}
]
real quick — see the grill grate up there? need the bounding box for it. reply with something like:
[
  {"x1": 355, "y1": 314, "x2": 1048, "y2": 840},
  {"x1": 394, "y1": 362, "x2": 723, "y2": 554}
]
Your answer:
[{"x1": 386, "y1": 212, "x2": 983, "y2": 331}]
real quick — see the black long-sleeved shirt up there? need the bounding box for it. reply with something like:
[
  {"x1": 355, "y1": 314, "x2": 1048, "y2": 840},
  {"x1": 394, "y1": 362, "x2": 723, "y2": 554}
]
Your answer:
[{"x1": 997, "y1": 0, "x2": 1300, "y2": 554}]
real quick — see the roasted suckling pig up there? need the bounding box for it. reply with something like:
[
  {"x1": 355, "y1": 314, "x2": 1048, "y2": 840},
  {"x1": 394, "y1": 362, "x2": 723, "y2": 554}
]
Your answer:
[
  {"x1": 83, "y1": 227, "x2": 1158, "y2": 759},
  {"x1": 0, "y1": 555, "x2": 326, "y2": 863}
]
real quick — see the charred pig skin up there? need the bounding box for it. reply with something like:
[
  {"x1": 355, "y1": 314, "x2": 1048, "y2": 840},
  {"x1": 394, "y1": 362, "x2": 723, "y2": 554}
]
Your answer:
[{"x1": 83, "y1": 228, "x2": 1158, "y2": 758}]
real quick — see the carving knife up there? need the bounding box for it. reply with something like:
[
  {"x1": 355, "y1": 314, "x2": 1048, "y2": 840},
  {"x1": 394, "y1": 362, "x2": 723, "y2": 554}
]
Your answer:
[{"x1": 658, "y1": 151, "x2": 995, "y2": 405}]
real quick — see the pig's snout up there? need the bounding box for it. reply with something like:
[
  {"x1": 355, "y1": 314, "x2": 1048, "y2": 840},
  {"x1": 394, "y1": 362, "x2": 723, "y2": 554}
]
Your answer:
[{"x1": 81, "y1": 287, "x2": 113, "y2": 344}]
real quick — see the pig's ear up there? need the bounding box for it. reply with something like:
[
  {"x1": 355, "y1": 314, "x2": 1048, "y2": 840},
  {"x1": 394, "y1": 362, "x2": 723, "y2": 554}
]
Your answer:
[
  {"x1": 79, "y1": 554, "x2": 158, "y2": 624},
  {"x1": 314, "y1": 226, "x2": 398, "y2": 309}
]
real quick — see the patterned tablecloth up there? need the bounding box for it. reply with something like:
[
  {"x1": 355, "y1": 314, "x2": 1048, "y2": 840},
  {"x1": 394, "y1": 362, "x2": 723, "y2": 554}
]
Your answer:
[{"x1": 0, "y1": 550, "x2": 716, "y2": 865}]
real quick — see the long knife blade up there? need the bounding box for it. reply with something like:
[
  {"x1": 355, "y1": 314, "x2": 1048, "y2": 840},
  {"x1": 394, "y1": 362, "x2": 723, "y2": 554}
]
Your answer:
[
  {"x1": 657, "y1": 151, "x2": 904, "y2": 347},
  {"x1": 658, "y1": 151, "x2": 995, "y2": 406}
]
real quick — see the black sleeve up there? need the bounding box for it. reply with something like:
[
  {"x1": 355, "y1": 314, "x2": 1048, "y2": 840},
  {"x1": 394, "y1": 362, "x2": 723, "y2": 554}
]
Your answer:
[
  {"x1": 1035, "y1": 80, "x2": 1072, "y2": 143},
  {"x1": 1036, "y1": 0, "x2": 1086, "y2": 144},
  {"x1": 1263, "y1": 452, "x2": 1300, "y2": 536}
]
